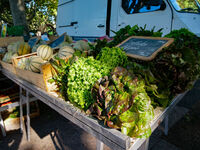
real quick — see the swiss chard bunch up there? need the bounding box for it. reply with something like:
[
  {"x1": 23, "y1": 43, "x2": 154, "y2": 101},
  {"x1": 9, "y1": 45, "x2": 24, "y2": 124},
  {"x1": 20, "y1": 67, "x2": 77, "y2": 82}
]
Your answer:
[
  {"x1": 90, "y1": 67, "x2": 154, "y2": 138},
  {"x1": 96, "y1": 47, "x2": 128, "y2": 70},
  {"x1": 67, "y1": 57, "x2": 110, "y2": 110},
  {"x1": 49, "y1": 56, "x2": 73, "y2": 99}
]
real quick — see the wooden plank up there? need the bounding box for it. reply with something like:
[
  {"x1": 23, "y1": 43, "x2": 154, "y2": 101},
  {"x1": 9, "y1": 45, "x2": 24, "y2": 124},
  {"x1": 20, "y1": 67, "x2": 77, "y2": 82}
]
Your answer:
[
  {"x1": 1, "y1": 69, "x2": 130, "y2": 150},
  {"x1": 0, "y1": 36, "x2": 24, "y2": 47},
  {"x1": 12, "y1": 52, "x2": 37, "y2": 66},
  {"x1": 41, "y1": 62, "x2": 55, "y2": 92},
  {"x1": 0, "y1": 61, "x2": 16, "y2": 74},
  {"x1": 15, "y1": 67, "x2": 46, "y2": 90}
]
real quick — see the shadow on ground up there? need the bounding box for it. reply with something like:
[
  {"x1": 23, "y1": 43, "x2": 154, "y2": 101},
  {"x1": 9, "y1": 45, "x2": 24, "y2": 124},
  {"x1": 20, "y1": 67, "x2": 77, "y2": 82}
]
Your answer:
[
  {"x1": 0, "y1": 129, "x2": 22, "y2": 150},
  {"x1": 0, "y1": 101, "x2": 110, "y2": 150}
]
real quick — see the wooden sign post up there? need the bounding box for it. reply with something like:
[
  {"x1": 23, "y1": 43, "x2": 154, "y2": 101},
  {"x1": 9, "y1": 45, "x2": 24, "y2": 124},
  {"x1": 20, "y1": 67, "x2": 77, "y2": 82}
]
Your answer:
[{"x1": 116, "y1": 36, "x2": 174, "y2": 61}]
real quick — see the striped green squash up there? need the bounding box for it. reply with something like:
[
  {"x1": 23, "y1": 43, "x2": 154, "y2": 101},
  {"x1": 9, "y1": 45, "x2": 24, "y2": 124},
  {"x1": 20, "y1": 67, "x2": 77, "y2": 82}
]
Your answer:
[
  {"x1": 26, "y1": 56, "x2": 44, "y2": 73},
  {"x1": 17, "y1": 57, "x2": 27, "y2": 70},
  {"x1": 37, "y1": 45, "x2": 53, "y2": 61},
  {"x1": 58, "y1": 46, "x2": 75, "y2": 59}
]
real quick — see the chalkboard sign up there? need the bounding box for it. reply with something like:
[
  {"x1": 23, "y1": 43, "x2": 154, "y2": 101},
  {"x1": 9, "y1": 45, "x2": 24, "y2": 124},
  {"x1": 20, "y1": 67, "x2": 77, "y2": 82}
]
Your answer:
[
  {"x1": 28, "y1": 37, "x2": 40, "y2": 48},
  {"x1": 48, "y1": 33, "x2": 66, "y2": 48},
  {"x1": 117, "y1": 36, "x2": 174, "y2": 61}
]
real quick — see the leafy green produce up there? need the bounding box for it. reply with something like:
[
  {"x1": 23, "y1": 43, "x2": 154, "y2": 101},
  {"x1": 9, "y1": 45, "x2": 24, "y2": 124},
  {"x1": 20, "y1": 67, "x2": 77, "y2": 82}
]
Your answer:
[
  {"x1": 96, "y1": 47, "x2": 128, "y2": 70},
  {"x1": 150, "y1": 28, "x2": 200, "y2": 96},
  {"x1": 90, "y1": 67, "x2": 154, "y2": 138},
  {"x1": 49, "y1": 56, "x2": 73, "y2": 98},
  {"x1": 67, "y1": 57, "x2": 110, "y2": 110}
]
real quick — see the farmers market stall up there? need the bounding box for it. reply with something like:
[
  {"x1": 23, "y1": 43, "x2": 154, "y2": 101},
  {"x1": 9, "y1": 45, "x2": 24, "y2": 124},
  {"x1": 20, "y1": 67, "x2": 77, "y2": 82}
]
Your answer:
[
  {"x1": 0, "y1": 65, "x2": 187, "y2": 150},
  {"x1": 0, "y1": 26, "x2": 200, "y2": 150}
]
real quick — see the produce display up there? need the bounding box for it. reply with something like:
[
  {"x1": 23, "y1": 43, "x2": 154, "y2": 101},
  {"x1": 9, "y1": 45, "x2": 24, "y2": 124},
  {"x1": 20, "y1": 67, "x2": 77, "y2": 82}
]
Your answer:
[
  {"x1": 1, "y1": 26, "x2": 200, "y2": 139},
  {"x1": 47, "y1": 27, "x2": 200, "y2": 138}
]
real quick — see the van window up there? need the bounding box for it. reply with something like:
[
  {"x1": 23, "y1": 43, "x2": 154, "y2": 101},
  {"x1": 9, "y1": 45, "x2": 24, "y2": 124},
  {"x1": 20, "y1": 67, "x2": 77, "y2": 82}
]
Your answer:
[
  {"x1": 122, "y1": 0, "x2": 164, "y2": 14},
  {"x1": 170, "y1": 0, "x2": 200, "y2": 13}
]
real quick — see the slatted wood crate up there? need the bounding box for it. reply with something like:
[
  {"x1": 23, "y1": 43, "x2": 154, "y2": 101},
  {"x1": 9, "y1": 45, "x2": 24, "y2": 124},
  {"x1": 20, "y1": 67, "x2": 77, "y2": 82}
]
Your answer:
[{"x1": 12, "y1": 53, "x2": 54, "y2": 92}]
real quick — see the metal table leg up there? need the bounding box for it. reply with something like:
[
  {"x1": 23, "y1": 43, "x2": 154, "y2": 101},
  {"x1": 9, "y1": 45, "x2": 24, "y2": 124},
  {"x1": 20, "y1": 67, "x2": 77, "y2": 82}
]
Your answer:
[
  {"x1": 96, "y1": 139, "x2": 104, "y2": 150},
  {"x1": 144, "y1": 138, "x2": 149, "y2": 150},
  {"x1": 164, "y1": 114, "x2": 169, "y2": 136},
  {"x1": 0, "y1": 112, "x2": 6, "y2": 137},
  {"x1": 138, "y1": 138, "x2": 149, "y2": 150},
  {"x1": 19, "y1": 87, "x2": 24, "y2": 133},
  {"x1": 26, "y1": 90, "x2": 30, "y2": 141}
]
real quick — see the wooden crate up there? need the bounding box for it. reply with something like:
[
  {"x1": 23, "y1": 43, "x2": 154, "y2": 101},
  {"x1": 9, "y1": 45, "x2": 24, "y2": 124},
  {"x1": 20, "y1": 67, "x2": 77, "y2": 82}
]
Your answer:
[
  {"x1": 12, "y1": 53, "x2": 54, "y2": 92},
  {"x1": 0, "y1": 36, "x2": 24, "y2": 47},
  {"x1": 0, "y1": 60, "x2": 16, "y2": 74}
]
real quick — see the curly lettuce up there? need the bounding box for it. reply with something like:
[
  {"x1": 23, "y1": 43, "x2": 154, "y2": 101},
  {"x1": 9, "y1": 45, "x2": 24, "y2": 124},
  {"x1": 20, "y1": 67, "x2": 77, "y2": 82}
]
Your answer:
[
  {"x1": 90, "y1": 67, "x2": 154, "y2": 138},
  {"x1": 67, "y1": 57, "x2": 110, "y2": 110}
]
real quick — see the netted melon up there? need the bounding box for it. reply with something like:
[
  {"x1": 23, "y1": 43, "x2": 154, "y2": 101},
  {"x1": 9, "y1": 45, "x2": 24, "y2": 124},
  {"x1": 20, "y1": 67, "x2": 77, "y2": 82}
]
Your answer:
[
  {"x1": 58, "y1": 46, "x2": 75, "y2": 59},
  {"x1": 37, "y1": 45, "x2": 53, "y2": 61}
]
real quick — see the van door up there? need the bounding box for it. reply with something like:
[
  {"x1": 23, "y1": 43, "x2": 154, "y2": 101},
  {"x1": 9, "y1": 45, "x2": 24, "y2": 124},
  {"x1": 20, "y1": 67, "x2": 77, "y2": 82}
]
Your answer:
[
  {"x1": 56, "y1": 0, "x2": 76, "y2": 36},
  {"x1": 169, "y1": 0, "x2": 200, "y2": 37},
  {"x1": 57, "y1": 0, "x2": 108, "y2": 37},
  {"x1": 115, "y1": 0, "x2": 173, "y2": 36}
]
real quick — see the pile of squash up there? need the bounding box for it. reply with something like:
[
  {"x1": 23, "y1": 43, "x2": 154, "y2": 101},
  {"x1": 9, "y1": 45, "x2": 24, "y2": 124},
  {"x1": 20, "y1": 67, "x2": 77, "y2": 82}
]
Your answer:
[
  {"x1": 2, "y1": 34, "x2": 91, "y2": 74},
  {"x1": 3, "y1": 41, "x2": 31, "y2": 63}
]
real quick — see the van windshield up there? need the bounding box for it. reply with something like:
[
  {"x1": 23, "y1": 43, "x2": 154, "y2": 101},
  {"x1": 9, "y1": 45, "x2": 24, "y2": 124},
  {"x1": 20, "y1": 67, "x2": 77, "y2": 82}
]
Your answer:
[{"x1": 170, "y1": 0, "x2": 200, "y2": 13}]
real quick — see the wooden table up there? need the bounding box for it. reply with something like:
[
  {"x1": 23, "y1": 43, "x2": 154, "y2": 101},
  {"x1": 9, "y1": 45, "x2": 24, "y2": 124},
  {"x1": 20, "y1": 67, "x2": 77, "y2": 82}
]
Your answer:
[{"x1": 0, "y1": 68, "x2": 187, "y2": 150}]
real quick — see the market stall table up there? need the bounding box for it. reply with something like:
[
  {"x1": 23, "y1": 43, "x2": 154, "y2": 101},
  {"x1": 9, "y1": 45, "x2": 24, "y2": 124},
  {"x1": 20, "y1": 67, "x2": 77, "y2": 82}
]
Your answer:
[{"x1": 0, "y1": 67, "x2": 187, "y2": 150}]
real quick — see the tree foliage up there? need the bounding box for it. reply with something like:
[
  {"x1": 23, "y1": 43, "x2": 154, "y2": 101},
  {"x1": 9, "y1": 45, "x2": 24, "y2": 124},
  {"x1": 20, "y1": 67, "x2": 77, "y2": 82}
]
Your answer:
[{"x1": 0, "y1": 0, "x2": 58, "y2": 33}]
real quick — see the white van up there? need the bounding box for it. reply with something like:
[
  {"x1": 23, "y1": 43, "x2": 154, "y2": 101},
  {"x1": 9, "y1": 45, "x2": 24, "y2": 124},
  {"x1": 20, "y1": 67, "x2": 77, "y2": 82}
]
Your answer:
[{"x1": 56, "y1": 0, "x2": 200, "y2": 38}]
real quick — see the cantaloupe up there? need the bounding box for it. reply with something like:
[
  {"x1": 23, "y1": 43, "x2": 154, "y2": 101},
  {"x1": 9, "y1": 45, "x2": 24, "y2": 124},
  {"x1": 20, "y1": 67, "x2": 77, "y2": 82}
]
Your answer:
[
  {"x1": 77, "y1": 40, "x2": 90, "y2": 51},
  {"x1": 58, "y1": 46, "x2": 75, "y2": 59},
  {"x1": 71, "y1": 40, "x2": 90, "y2": 51},
  {"x1": 26, "y1": 56, "x2": 45, "y2": 73},
  {"x1": 59, "y1": 42, "x2": 71, "y2": 48},
  {"x1": 37, "y1": 45, "x2": 53, "y2": 60}
]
